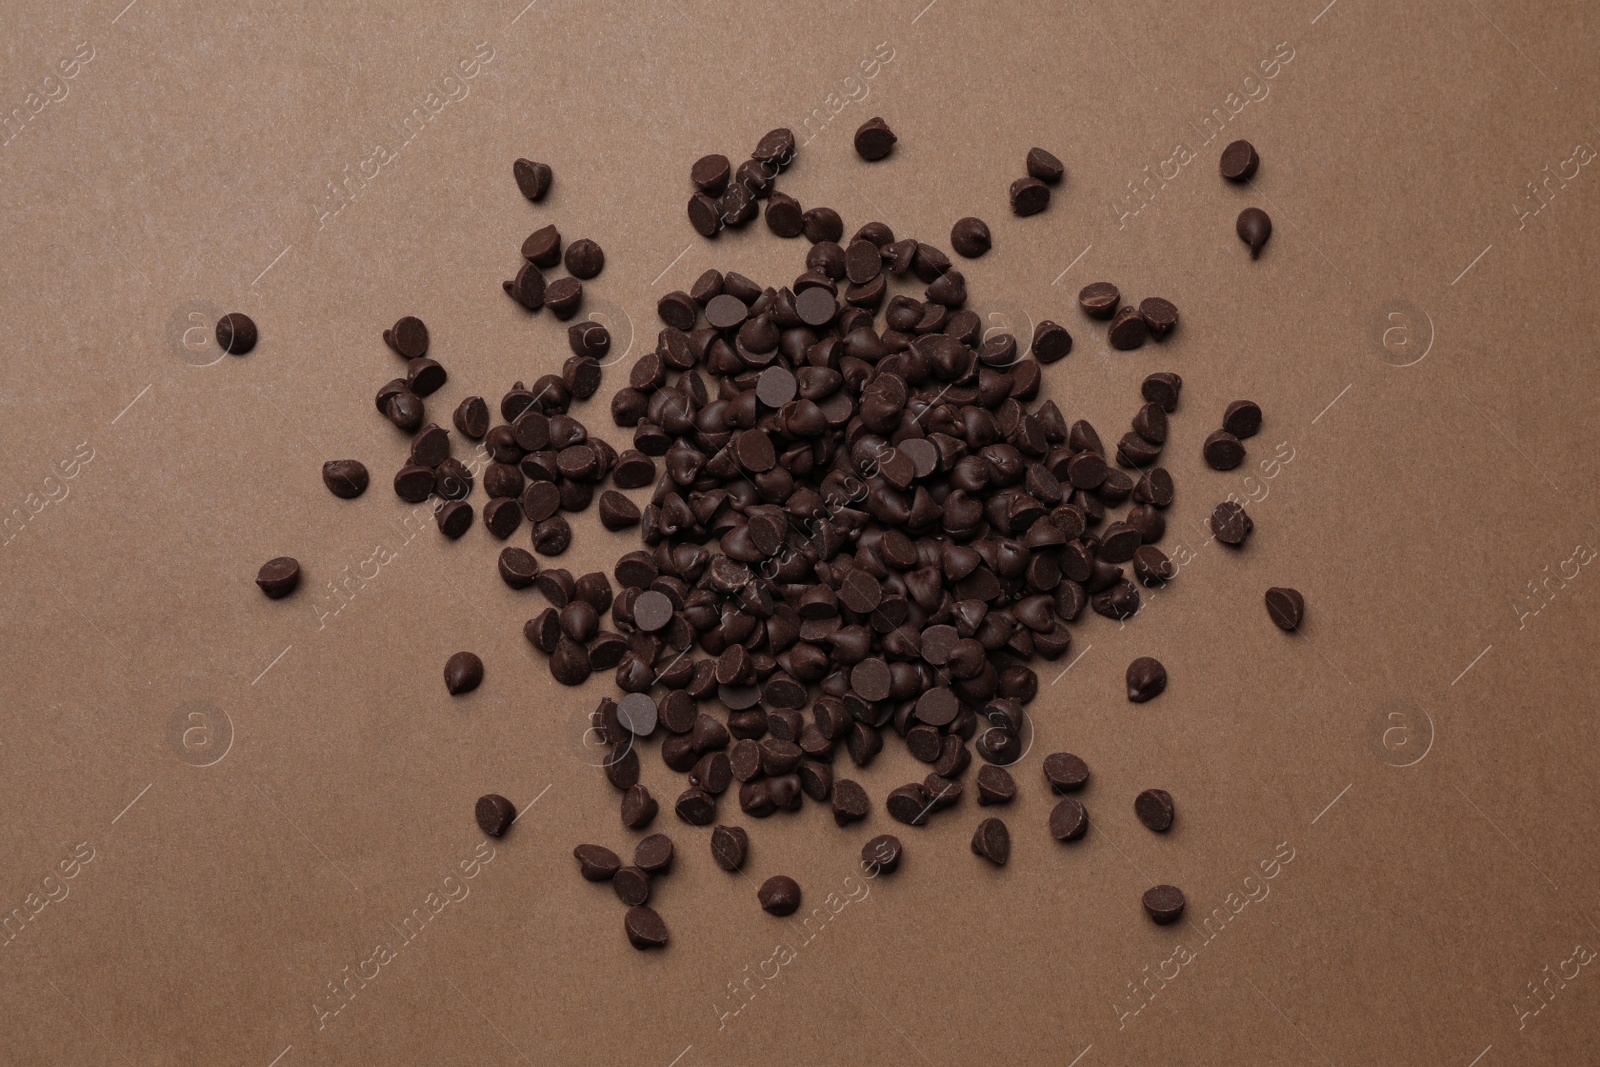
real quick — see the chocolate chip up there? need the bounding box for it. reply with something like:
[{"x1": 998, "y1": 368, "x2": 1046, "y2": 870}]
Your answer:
[
  {"x1": 752, "y1": 127, "x2": 796, "y2": 169},
  {"x1": 634, "y1": 832, "x2": 675, "y2": 872},
  {"x1": 574, "y1": 843, "x2": 621, "y2": 881},
  {"x1": 862, "y1": 833, "x2": 902, "y2": 874},
  {"x1": 1142, "y1": 884, "x2": 1185, "y2": 924},
  {"x1": 1133, "y1": 545, "x2": 1175, "y2": 586},
  {"x1": 758, "y1": 874, "x2": 802, "y2": 915},
  {"x1": 710, "y1": 824, "x2": 748, "y2": 871},
  {"x1": 845, "y1": 238, "x2": 882, "y2": 284},
  {"x1": 444, "y1": 651, "x2": 483, "y2": 695},
  {"x1": 1142, "y1": 372, "x2": 1182, "y2": 412},
  {"x1": 385, "y1": 391, "x2": 424, "y2": 431},
  {"x1": 386, "y1": 315, "x2": 428, "y2": 359},
  {"x1": 1237, "y1": 207, "x2": 1272, "y2": 258},
  {"x1": 1265, "y1": 587, "x2": 1304, "y2": 630},
  {"x1": 1222, "y1": 400, "x2": 1262, "y2": 439},
  {"x1": 691, "y1": 153, "x2": 731, "y2": 194},
  {"x1": 633, "y1": 590, "x2": 674, "y2": 632},
  {"x1": 1108, "y1": 305, "x2": 1148, "y2": 350},
  {"x1": 1049, "y1": 798, "x2": 1088, "y2": 841},
  {"x1": 765, "y1": 192, "x2": 804, "y2": 238},
  {"x1": 950, "y1": 217, "x2": 991, "y2": 258},
  {"x1": 255, "y1": 556, "x2": 299, "y2": 599},
  {"x1": 598, "y1": 490, "x2": 641, "y2": 530},
  {"x1": 1009, "y1": 177, "x2": 1050, "y2": 216},
  {"x1": 795, "y1": 287, "x2": 837, "y2": 327},
  {"x1": 617, "y1": 693, "x2": 658, "y2": 736},
  {"x1": 504, "y1": 262, "x2": 546, "y2": 310},
  {"x1": 321, "y1": 459, "x2": 369, "y2": 499},
  {"x1": 1135, "y1": 788, "x2": 1175, "y2": 832},
  {"x1": 1042, "y1": 752, "x2": 1090, "y2": 793},
  {"x1": 853, "y1": 117, "x2": 896, "y2": 161},
  {"x1": 216, "y1": 312, "x2": 257, "y2": 355},
  {"x1": 498, "y1": 547, "x2": 539, "y2": 588},
  {"x1": 621, "y1": 784, "x2": 658, "y2": 829},
  {"x1": 1219, "y1": 139, "x2": 1258, "y2": 181},
  {"x1": 1078, "y1": 282, "x2": 1120, "y2": 319},
  {"x1": 1031, "y1": 320, "x2": 1072, "y2": 363},
  {"x1": 532, "y1": 515, "x2": 572, "y2": 554},
  {"x1": 550, "y1": 637, "x2": 591, "y2": 685},
  {"x1": 1202, "y1": 429, "x2": 1246, "y2": 470},
  {"x1": 568, "y1": 321, "x2": 610, "y2": 361},
  {"x1": 435, "y1": 500, "x2": 473, "y2": 538},
  {"x1": 624, "y1": 905, "x2": 668, "y2": 949},
  {"x1": 1210, "y1": 500, "x2": 1253, "y2": 545},
  {"x1": 614, "y1": 866, "x2": 651, "y2": 906},
  {"x1": 832, "y1": 778, "x2": 870, "y2": 826},
  {"x1": 522, "y1": 224, "x2": 561, "y2": 267},
  {"x1": 565, "y1": 238, "x2": 605, "y2": 279},
  {"x1": 513, "y1": 158, "x2": 552, "y2": 201},
  {"x1": 688, "y1": 193, "x2": 723, "y2": 237},
  {"x1": 1138, "y1": 297, "x2": 1179, "y2": 340},
  {"x1": 1126, "y1": 656, "x2": 1167, "y2": 703},
  {"x1": 976, "y1": 765, "x2": 1016, "y2": 805},
  {"x1": 475, "y1": 793, "x2": 516, "y2": 837},
  {"x1": 675, "y1": 786, "x2": 716, "y2": 825},
  {"x1": 802, "y1": 207, "x2": 844, "y2": 243},
  {"x1": 886, "y1": 783, "x2": 930, "y2": 825},
  {"x1": 971, "y1": 817, "x2": 1010, "y2": 866}
]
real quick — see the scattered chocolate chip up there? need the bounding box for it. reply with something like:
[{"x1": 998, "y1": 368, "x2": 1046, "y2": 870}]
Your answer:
[
  {"x1": 443, "y1": 651, "x2": 483, "y2": 695},
  {"x1": 1237, "y1": 207, "x2": 1272, "y2": 258},
  {"x1": 971, "y1": 817, "x2": 1011, "y2": 866},
  {"x1": 1078, "y1": 282, "x2": 1120, "y2": 319},
  {"x1": 1032, "y1": 320, "x2": 1072, "y2": 363},
  {"x1": 435, "y1": 500, "x2": 473, "y2": 538},
  {"x1": 216, "y1": 312, "x2": 257, "y2": 355},
  {"x1": 255, "y1": 556, "x2": 300, "y2": 599},
  {"x1": 599, "y1": 490, "x2": 641, "y2": 530},
  {"x1": 1026, "y1": 147, "x2": 1065, "y2": 184},
  {"x1": 613, "y1": 866, "x2": 651, "y2": 906},
  {"x1": 621, "y1": 784, "x2": 658, "y2": 829},
  {"x1": 1108, "y1": 306, "x2": 1148, "y2": 350},
  {"x1": 1050, "y1": 797, "x2": 1088, "y2": 841},
  {"x1": 322, "y1": 459, "x2": 369, "y2": 499},
  {"x1": 1042, "y1": 752, "x2": 1090, "y2": 793},
  {"x1": 1202, "y1": 429, "x2": 1246, "y2": 470},
  {"x1": 1138, "y1": 297, "x2": 1179, "y2": 339},
  {"x1": 950, "y1": 217, "x2": 991, "y2": 258},
  {"x1": 675, "y1": 786, "x2": 716, "y2": 825},
  {"x1": 475, "y1": 793, "x2": 516, "y2": 837},
  {"x1": 1210, "y1": 500, "x2": 1253, "y2": 545},
  {"x1": 711, "y1": 824, "x2": 748, "y2": 871},
  {"x1": 545, "y1": 277, "x2": 583, "y2": 319},
  {"x1": 758, "y1": 874, "x2": 802, "y2": 915},
  {"x1": 1265, "y1": 586, "x2": 1305, "y2": 630},
  {"x1": 565, "y1": 238, "x2": 605, "y2": 279},
  {"x1": 853, "y1": 117, "x2": 897, "y2": 161},
  {"x1": 1222, "y1": 400, "x2": 1262, "y2": 439},
  {"x1": 498, "y1": 547, "x2": 538, "y2": 588},
  {"x1": 574, "y1": 843, "x2": 621, "y2": 881},
  {"x1": 1219, "y1": 139, "x2": 1259, "y2": 182},
  {"x1": 617, "y1": 692, "x2": 658, "y2": 735},
  {"x1": 1135, "y1": 788, "x2": 1175, "y2": 832},
  {"x1": 1142, "y1": 884, "x2": 1186, "y2": 924},
  {"x1": 624, "y1": 905, "x2": 668, "y2": 949},
  {"x1": 1009, "y1": 177, "x2": 1050, "y2": 216},
  {"x1": 1142, "y1": 372, "x2": 1182, "y2": 412},
  {"x1": 862, "y1": 833, "x2": 902, "y2": 874},
  {"x1": 976, "y1": 765, "x2": 1016, "y2": 805},
  {"x1": 522, "y1": 224, "x2": 561, "y2": 267},
  {"x1": 691, "y1": 153, "x2": 731, "y2": 195},
  {"x1": 1126, "y1": 656, "x2": 1167, "y2": 703},
  {"x1": 634, "y1": 833, "x2": 675, "y2": 873}
]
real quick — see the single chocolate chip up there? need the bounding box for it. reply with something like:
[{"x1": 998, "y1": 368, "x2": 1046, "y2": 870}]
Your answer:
[
  {"x1": 255, "y1": 556, "x2": 299, "y2": 599},
  {"x1": 1210, "y1": 500, "x2": 1253, "y2": 545},
  {"x1": 1132, "y1": 402, "x2": 1168, "y2": 446},
  {"x1": 532, "y1": 515, "x2": 572, "y2": 555},
  {"x1": 1142, "y1": 372, "x2": 1182, "y2": 412},
  {"x1": 625, "y1": 905, "x2": 668, "y2": 949},
  {"x1": 435, "y1": 500, "x2": 473, "y2": 538},
  {"x1": 321, "y1": 459, "x2": 369, "y2": 499},
  {"x1": 545, "y1": 277, "x2": 583, "y2": 319},
  {"x1": 1049, "y1": 797, "x2": 1088, "y2": 841},
  {"x1": 976, "y1": 765, "x2": 1016, "y2": 805},
  {"x1": 574, "y1": 843, "x2": 621, "y2": 881},
  {"x1": 618, "y1": 692, "x2": 658, "y2": 736},
  {"x1": 1032, "y1": 320, "x2": 1072, "y2": 363},
  {"x1": 568, "y1": 321, "x2": 610, "y2": 362},
  {"x1": 886, "y1": 783, "x2": 930, "y2": 825},
  {"x1": 1202, "y1": 429, "x2": 1246, "y2": 470},
  {"x1": 802, "y1": 207, "x2": 844, "y2": 244},
  {"x1": 1222, "y1": 400, "x2": 1263, "y2": 439},
  {"x1": 599, "y1": 490, "x2": 641, "y2": 530},
  {"x1": 216, "y1": 312, "x2": 257, "y2": 355},
  {"x1": 853, "y1": 117, "x2": 897, "y2": 161},
  {"x1": 1027, "y1": 147, "x2": 1065, "y2": 184},
  {"x1": 393, "y1": 465, "x2": 434, "y2": 503},
  {"x1": 1042, "y1": 751, "x2": 1090, "y2": 793},
  {"x1": 1219, "y1": 139, "x2": 1259, "y2": 181},
  {"x1": 1237, "y1": 207, "x2": 1272, "y2": 258},
  {"x1": 522, "y1": 224, "x2": 561, "y2": 267},
  {"x1": 758, "y1": 875, "x2": 802, "y2": 915},
  {"x1": 513, "y1": 158, "x2": 552, "y2": 201},
  {"x1": 1143, "y1": 884, "x2": 1186, "y2": 924},
  {"x1": 845, "y1": 239, "x2": 882, "y2": 284},
  {"x1": 621, "y1": 784, "x2": 658, "y2": 829},
  {"x1": 950, "y1": 217, "x2": 991, "y2": 258},
  {"x1": 675, "y1": 786, "x2": 716, "y2": 825},
  {"x1": 1138, "y1": 297, "x2": 1179, "y2": 340},
  {"x1": 794, "y1": 287, "x2": 837, "y2": 328},
  {"x1": 565, "y1": 238, "x2": 605, "y2": 279},
  {"x1": 765, "y1": 192, "x2": 804, "y2": 238},
  {"x1": 633, "y1": 590, "x2": 674, "y2": 632},
  {"x1": 499, "y1": 547, "x2": 538, "y2": 588},
  {"x1": 710, "y1": 824, "x2": 748, "y2": 871},
  {"x1": 1078, "y1": 282, "x2": 1120, "y2": 319},
  {"x1": 1126, "y1": 656, "x2": 1167, "y2": 703},
  {"x1": 444, "y1": 651, "x2": 483, "y2": 695},
  {"x1": 1135, "y1": 788, "x2": 1175, "y2": 832},
  {"x1": 752, "y1": 127, "x2": 796, "y2": 168},
  {"x1": 1133, "y1": 545, "x2": 1175, "y2": 585},
  {"x1": 549, "y1": 637, "x2": 591, "y2": 685},
  {"x1": 832, "y1": 778, "x2": 870, "y2": 826},
  {"x1": 691, "y1": 153, "x2": 731, "y2": 194},
  {"x1": 1108, "y1": 306, "x2": 1148, "y2": 350},
  {"x1": 634, "y1": 833, "x2": 675, "y2": 873},
  {"x1": 756, "y1": 365, "x2": 797, "y2": 407},
  {"x1": 475, "y1": 793, "x2": 515, "y2": 837},
  {"x1": 504, "y1": 262, "x2": 546, "y2": 310},
  {"x1": 613, "y1": 866, "x2": 651, "y2": 907},
  {"x1": 862, "y1": 833, "x2": 902, "y2": 874},
  {"x1": 1009, "y1": 177, "x2": 1050, "y2": 216},
  {"x1": 688, "y1": 193, "x2": 723, "y2": 237},
  {"x1": 971, "y1": 817, "x2": 1011, "y2": 866},
  {"x1": 1265, "y1": 587, "x2": 1305, "y2": 630}
]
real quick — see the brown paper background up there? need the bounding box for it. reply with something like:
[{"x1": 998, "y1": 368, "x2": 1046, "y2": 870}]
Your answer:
[{"x1": 2, "y1": 0, "x2": 1598, "y2": 1063}]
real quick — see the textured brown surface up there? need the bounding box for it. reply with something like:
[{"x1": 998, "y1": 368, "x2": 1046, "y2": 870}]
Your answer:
[{"x1": 2, "y1": 1, "x2": 1598, "y2": 1065}]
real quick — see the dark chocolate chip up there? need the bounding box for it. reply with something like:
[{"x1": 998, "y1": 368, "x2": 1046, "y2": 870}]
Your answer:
[
  {"x1": 1265, "y1": 587, "x2": 1305, "y2": 630},
  {"x1": 255, "y1": 556, "x2": 300, "y2": 599},
  {"x1": 1009, "y1": 177, "x2": 1050, "y2": 216},
  {"x1": 1049, "y1": 798, "x2": 1088, "y2": 841},
  {"x1": 758, "y1": 875, "x2": 802, "y2": 915},
  {"x1": 971, "y1": 817, "x2": 1010, "y2": 866},
  {"x1": 711, "y1": 824, "x2": 748, "y2": 871},
  {"x1": 1078, "y1": 282, "x2": 1120, "y2": 319},
  {"x1": 1126, "y1": 656, "x2": 1167, "y2": 703},
  {"x1": 1237, "y1": 207, "x2": 1272, "y2": 258},
  {"x1": 950, "y1": 217, "x2": 991, "y2": 258},
  {"x1": 853, "y1": 117, "x2": 897, "y2": 161},
  {"x1": 1219, "y1": 139, "x2": 1259, "y2": 182},
  {"x1": 1202, "y1": 429, "x2": 1246, "y2": 470},
  {"x1": 1222, "y1": 400, "x2": 1262, "y2": 439},
  {"x1": 475, "y1": 793, "x2": 515, "y2": 837},
  {"x1": 444, "y1": 651, "x2": 483, "y2": 695},
  {"x1": 1042, "y1": 751, "x2": 1090, "y2": 793},
  {"x1": 322, "y1": 460, "x2": 369, "y2": 499},
  {"x1": 862, "y1": 833, "x2": 902, "y2": 874},
  {"x1": 1026, "y1": 147, "x2": 1065, "y2": 184},
  {"x1": 1210, "y1": 500, "x2": 1253, "y2": 545},
  {"x1": 513, "y1": 158, "x2": 552, "y2": 201},
  {"x1": 1143, "y1": 884, "x2": 1185, "y2": 924},
  {"x1": 216, "y1": 312, "x2": 258, "y2": 355},
  {"x1": 574, "y1": 843, "x2": 621, "y2": 881},
  {"x1": 1135, "y1": 788, "x2": 1175, "y2": 832}
]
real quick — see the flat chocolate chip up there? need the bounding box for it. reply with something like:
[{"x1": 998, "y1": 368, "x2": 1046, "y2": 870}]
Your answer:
[
  {"x1": 617, "y1": 692, "x2": 658, "y2": 736},
  {"x1": 675, "y1": 786, "x2": 716, "y2": 825},
  {"x1": 216, "y1": 312, "x2": 257, "y2": 355},
  {"x1": 1139, "y1": 297, "x2": 1179, "y2": 340},
  {"x1": 613, "y1": 866, "x2": 651, "y2": 906},
  {"x1": 1049, "y1": 798, "x2": 1088, "y2": 841},
  {"x1": 1219, "y1": 139, "x2": 1259, "y2": 181},
  {"x1": 633, "y1": 590, "x2": 674, "y2": 632},
  {"x1": 758, "y1": 874, "x2": 803, "y2": 915},
  {"x1": 1237, "y1": 207, "x2": 1272, "y2": 258},
  {"x1": 950, "y1": 217, "x2": 991, "y2": 258},
  {"x1": 1143, "y1": 884, "x2": 1186, "y2": 924},
  {"x1": 435, "y1": 500, "x2": 473, "y2": 538},
  {"x1": 1042, "y1": 752, "x2": 1090, "y2": 793},
  {"x1": 1026, "y1": 146, "x2": 1065, "y2": 184},
  {"x1": 1135, "y1": 788, "x2": 1175, "y2": 832},
  {"x1": 976, "y1": 765, "x2": 1016, "y2": 805},
  {"x1": 1126, "y1": 656, "x2": 1167, "y2": 703},
  {"x1": 1078, "y1": 282, "x2": 1120, "y2": 319},
  {"x1": 255, "y1": 556, "x2": 300, "y2": 599},
  {"x1": 971, "y1": 817, "x2": 1011, "y2": 866},
  {"x1": 504, "y1": 262, "x2": 546, "y2": 310},
  {"x1": 475, "y1": 793, "x2": 516, "y2": 837},
  {"x1": 1108, "y1": 306, "x2": 1148, "y2": 350},
  {"x1": 1210, "y1": 500, "x2": 1253, "y2": 545},
  {"x1": 444, "y1": 651, "x2": 483, "y2": 695},
  {"x1": 1265, "y1": 587, "x2": 1305, "y2": 630},
  {"x1": 625, "y1": 905, "x2": 668, "y2": 949},
  {"x1": 322, "y1": 460, "x2": 368, "y2": 499},
  {"x1": 802, "y1": 207, "x2": 844, "y2": 243},
  {"x1": 862, "y1": 833, "x2": 902, "y2": 874},
  {"x1": 634, "y1": 833, "x2": 675, "y2": 873},
  {"x1": 1223, "y1": 400, "x2": 1262, "y2": 439},
  {"x1": 574, "y1": 843, "x2": 621, "y2": 881},
  {"x1": 711, "y1": 824, "x2": 748, "y2": 871},
  {"x1": 599, "y1": 490, "x2": 641, "y2": 530},
  {"x1": 853, "y1": 117, "x2": 896, "y2": 161},
  {"x1": 1142, "y1": 372, "x2": 1182, "y2": 412},
  {"x1": 1202, "y1": 429, "x2": 1246, "y2": 470},
  {"x1": 1009, "y1": 177, "x2": 1050, "y2": 216}
]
